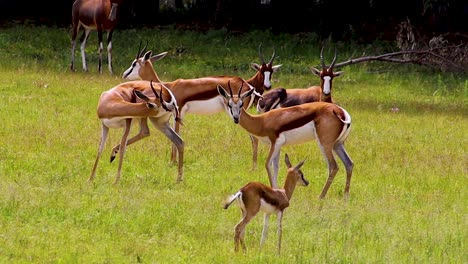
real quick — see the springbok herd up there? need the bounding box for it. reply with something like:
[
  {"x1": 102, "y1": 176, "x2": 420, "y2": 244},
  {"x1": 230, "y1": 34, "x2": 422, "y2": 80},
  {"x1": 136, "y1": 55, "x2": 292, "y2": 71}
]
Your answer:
[
  {"x1": 81, "y1": 44, "x2": 352, "y2": 254},
  {"x1": 70, "y1": 0, "x2": 353, "y2": 255}
]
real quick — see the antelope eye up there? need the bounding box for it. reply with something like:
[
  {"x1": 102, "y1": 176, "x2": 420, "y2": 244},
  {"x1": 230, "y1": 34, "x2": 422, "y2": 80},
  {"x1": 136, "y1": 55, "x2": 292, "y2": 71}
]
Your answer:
[{"x1": 132, "y1": 61, "x2": 137, "y2": 67}]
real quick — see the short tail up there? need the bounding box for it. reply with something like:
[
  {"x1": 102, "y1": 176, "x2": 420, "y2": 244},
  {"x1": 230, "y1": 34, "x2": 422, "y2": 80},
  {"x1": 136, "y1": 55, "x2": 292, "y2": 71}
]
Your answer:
[
  {"x1": 334, "y1": 106, "x2": 352, "y2": 143},
  {"x1": 223, "y1": 191, "x2": 242, "y2": 209}
]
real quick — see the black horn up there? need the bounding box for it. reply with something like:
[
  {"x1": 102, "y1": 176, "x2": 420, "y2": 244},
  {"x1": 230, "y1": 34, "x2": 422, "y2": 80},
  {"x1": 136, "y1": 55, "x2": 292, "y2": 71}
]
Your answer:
[
  {"x1": 258, "y1": 43, "x2": 266, "y2": 64},
  {"x1": 329, "y1": 47, "x2": 338, "y2": 70},
  {"x1": 268, "y1": 48, "x2": 276, "y2": 65},
  {"x1": 227, "y1": 81, "x2": 234, "y2": 98},
  {"x1": 238, "y1": 81, "x2": 244, "y2": 97},
  {"x1": 320, "y1": 46, "x2": 326, "y2": 69},
  {"x1": 150, "y1": 80, "x2": 159, "y2": 99}
]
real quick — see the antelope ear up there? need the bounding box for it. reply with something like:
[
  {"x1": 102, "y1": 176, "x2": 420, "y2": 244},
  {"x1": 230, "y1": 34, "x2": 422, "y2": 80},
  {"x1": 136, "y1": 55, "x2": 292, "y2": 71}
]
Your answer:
[
  {"x1": 311, "y1": 67, "x2": 321, "y2": 76},
  {"x1": 150, "y1": 51, "x2": 168, "y2": 62},
  {"x1": 241, "y1": 87, "x2": 255, "y2": 99},
  {"x1": 272, "y1": 64, "x2": 282, "y2": 72},
  {"x1": 143, "y1": 50, "x2": 153, "y2": 61},
  {"x1": 134, "y1": 90, "x2": 150, "y2": 101},
  {"x1": 135, "y1": 90, "x2": 158, "y2": 109},
  {"x1": 217, "y1": 84, "x2": 229, "y2": 98},
  {"x1": 334, "y1": 71, "x2": 344, "y2": 77},
  {"x1": 295, "y1": 159, "x2": 306, "y2": 170},
  {"x1": 284, "y1": 153, "x2": 292, "y2": 168},
  {"x1": 250, "y1": 63, "x2": 261, "y2": 71}
]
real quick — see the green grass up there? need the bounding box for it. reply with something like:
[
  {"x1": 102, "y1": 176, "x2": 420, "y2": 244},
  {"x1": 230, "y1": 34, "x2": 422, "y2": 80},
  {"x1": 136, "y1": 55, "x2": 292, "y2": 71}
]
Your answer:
[{"x1": 0, "y1": 25, "x2": 466, "y2": 263}]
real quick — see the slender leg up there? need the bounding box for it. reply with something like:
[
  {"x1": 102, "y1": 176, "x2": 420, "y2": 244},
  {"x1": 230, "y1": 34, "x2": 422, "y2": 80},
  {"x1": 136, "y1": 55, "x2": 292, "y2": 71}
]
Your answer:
[
  {"x1": 110, "y1": 118, "x2": 150, "y2": 162},
  {"x1": 171, "y1": 117, "x2": 182, "y2": 164},
  {"x1": 114, "y1": 119, "x2": 132, "y2": 184},
  {"x1": 334, "y1": 144, "x2": 354, "y2": 200},
  {"x1": 80, "y1": 29, "x2": 90, "y2": 72},
  {"x1": 271, "y1": 150, "x2": 281, "y2": 185},
  {"x1": 318, "y1": 146, "x2": 339, "y2": 199},
  {"x1": 277, "y1": 211, "x2": 283, "y2": 255},
  {"x1": 249, "y1": 135, "x2": 258, "y2": 171},
  {"x1": 89, "y1": 123, "x2": 109, "y2": 182},
  {"x1": 97, "y1": 27, "x2": 103, "y2": 74},
  {"x1": 260, "y1": 213, "x2": 270, "y2": 248},
  {"x1": 150, "y1": 117, "x2": 184, "y2": 182},
  {"x1": 234, "y1": 213, "x2": 255, "y2": 252},
  {"x1": 106, "y1": 29, "x2": 114, "y2": 74},
  {"x1": 265, "y1": 141, "x2": 282, "y2": 188}
]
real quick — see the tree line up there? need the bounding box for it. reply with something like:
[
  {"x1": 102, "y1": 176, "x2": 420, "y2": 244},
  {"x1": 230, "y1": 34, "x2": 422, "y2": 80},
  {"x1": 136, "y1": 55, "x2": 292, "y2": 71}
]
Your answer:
[{"x1": 0, "y1": 0, "x2": 466, "y2": 42}]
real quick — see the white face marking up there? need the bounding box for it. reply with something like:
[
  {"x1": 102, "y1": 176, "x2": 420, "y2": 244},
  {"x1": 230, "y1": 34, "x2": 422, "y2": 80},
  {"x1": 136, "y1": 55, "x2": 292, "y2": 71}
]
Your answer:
[
  {"x1": 263, "y1": 71, "x2": 272, "y2": 88},
  {"x1": 323, "y1": 76, "x2": 331, "y2": 95},
  {"x1": 122, "y1": 61, "x2": 141, "y2": 80}
]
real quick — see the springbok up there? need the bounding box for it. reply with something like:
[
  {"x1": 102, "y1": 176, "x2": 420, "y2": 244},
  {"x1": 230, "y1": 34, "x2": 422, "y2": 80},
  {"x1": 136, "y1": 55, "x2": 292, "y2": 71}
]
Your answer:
[
  {"x1": 70, "y1": 0, "x2": 122, "y2": 74},
  {"x1": 119, "y1": 44, "x2": 279, "y2": 164},
  {"x1": 257, "y1": 47, "x2": 344, "y2": 113},
  {"x1": 89, "y1": 80, "x2": 184, "y2": 184},
  {"x1": 224, "y1": 153, "x2": 308, "y2": 254},
  {"x1": 217, "y1": 82, "x2": 354, "y2": 199},
  {"x1": 251, "y1": 47, "x2": 344, "y2": 169}
]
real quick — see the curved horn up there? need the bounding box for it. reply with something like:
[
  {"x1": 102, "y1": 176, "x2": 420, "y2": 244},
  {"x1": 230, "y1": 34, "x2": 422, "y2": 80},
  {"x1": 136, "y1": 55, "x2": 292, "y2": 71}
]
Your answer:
[
  {"x1": 227, "y1": 81, "x2": 234, "y2": 98},
  {"x1": 161, "y1": 82, "x2": 180, "y2": 119},
  {"x1": 320, "y1": 46, "x2": 326, "y2": 69},
  {"x1": 138, "y1": 41, "x2": 148, "y2": 59},
  {"x1": 136, "y1": 41, "x2": 142, "y2": 59},
  {"x1": 329, "y1": 47, "x2": 337, "y2": 70},
  {"x1": 268, "y1": 48, "x2": 276, "y2": 65},
  {"x1": 258, "y1": 43, "x2": 265, "y2": 64},
  {"x1": 238, "y1": 81, "x2": 244, "y2": 97},
  {"x1": 150, "y1": 80, "x2": 159, "y2": 99}
]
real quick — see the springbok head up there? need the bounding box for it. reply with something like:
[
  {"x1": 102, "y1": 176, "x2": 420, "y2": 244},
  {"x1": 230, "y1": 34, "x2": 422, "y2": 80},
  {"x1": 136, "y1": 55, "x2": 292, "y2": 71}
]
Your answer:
[
  {"x1": 311, "y1": 47, "x2": 344, "y2": 99},
  {"x1": 122, "y1": 42, "x2": 168, "y2": 80},
  {"x1": 250, "y1": 44, "x2": 282, "y2": 91},
  {"x1": 217, "y1": 81, "x2": 255, "y2": 124},
  {"x1": 135, "y1": 81, "x2": 179, "y2": 120}
]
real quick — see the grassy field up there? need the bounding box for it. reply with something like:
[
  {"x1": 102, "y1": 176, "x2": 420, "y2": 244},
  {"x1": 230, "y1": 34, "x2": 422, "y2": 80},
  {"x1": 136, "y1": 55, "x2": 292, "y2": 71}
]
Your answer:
[{"x1": 0, "y1": 25, "x2": 466, "y2": 263}]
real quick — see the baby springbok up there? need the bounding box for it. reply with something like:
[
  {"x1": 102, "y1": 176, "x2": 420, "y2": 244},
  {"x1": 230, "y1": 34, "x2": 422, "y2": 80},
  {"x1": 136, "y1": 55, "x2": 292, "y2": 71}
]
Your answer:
[{"x1": 224, "y1": 153, "x2": 308, "y2": 254}]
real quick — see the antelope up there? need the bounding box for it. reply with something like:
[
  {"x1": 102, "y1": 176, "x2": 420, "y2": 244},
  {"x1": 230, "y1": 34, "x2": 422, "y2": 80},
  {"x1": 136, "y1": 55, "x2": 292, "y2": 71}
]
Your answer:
[
  {"x1": 224, "y1": 153, "x2": 308, "y2": 254},
  {"x1": 251, "y1": 47, "x2": 344, "y2": 169},
  {"x1": 217, "y1": 83, "x2": 354, "y2": 199},
  {"x1": 120, "y1": 44, "x2": 279, "y2": 164},
  {"x1": 257, "y1": 47, "x2": 344, "y2": 113},
  {"x1": 89, "y1": 80, "x2": 184, "y2": 184},
  {"x1": 70, "y1": 0, "x2": 122, "y2": 74}
]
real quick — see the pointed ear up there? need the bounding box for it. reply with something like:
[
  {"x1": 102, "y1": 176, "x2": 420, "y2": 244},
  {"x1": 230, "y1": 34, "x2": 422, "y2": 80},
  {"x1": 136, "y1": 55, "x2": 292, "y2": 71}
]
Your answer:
[
  {"x1": 240, "y1": 87, "x2": 255, "y2": 100},
  {"x1": 272, "y1": 65, "x2": 282, "y2": 72},
  {"x1": 311, "y1": 67, "x2": 321, "y2": 76},
  {"x1": 135, "y1": 90, "x2": 158, "y2": 109},
  {"x1": 134, "y1": 90, "x2": 150, "y2": 101},
  {"x1": 143, "y1": 50, "x2": 152, "y2": 61},
  {"x1": 250, "y1": 63, "x2": 261, "y2": 71},
  {"x1": 217, "y1": 84, "x2": 229, "y2": 98},
  {"x1": 334, "y1": 71, "x2": 344, "y2": 77},
  {"x1": 150, "y1": 51, "x2": 168, "y2": 62},
  {"x1": 284, "y1": 153, "x2": 292, "y2": 168},
  {"x1": 295, "y1": 159, "x2": 306, "y2": 170}
]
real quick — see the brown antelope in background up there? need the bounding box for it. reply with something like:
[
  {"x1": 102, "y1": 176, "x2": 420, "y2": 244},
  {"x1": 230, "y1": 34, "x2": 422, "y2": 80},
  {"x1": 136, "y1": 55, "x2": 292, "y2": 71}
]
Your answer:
[
  {"x1": 70, "y1": 0, "x2": 122, "y2": 74},
  {"x1": 218, "y1": 83, "x2": 353, "y2": 199},
  {"x1": 257, "y1": 47, "x2": 344, "y2": 113},
  {"x1": 120, "y1": 43, "x2": 278, "y2": 164},
  {"x1": 224, "y1": 153, "x2": 308, "y2": 254},
  {"x1": 89, "y1": 80, "x2": 184, "y2": 184}
]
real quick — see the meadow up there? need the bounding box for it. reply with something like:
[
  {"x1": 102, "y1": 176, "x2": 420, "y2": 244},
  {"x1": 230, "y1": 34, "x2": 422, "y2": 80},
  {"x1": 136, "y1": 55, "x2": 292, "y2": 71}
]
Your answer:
[{"x1": 0, "y1": 25, "x2": 466, "y2": 263}]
